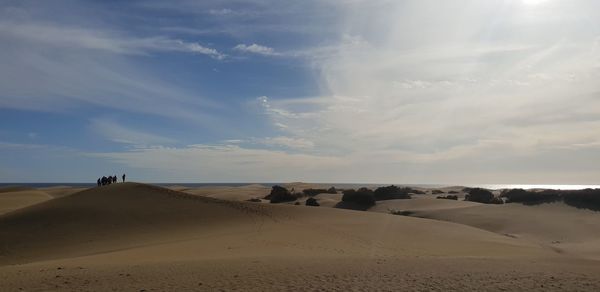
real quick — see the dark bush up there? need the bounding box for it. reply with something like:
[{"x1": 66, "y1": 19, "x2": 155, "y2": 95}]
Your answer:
[
  {"x1": 265, "y1": 185, "x2": 297, "y2": 203},
  {"x1": 437, "y1": 195, "x2": 458, "y2": 200},
  {"x1": 448, "y1": 190, "x2": 459, "y2": 194},
  {"x1": 562, "y1": 189, "x2": 600, "y2": 211},
  {"x1": 501, "y1": 188, "x2": 561, "y2": 205},
  {"x1": 464, "y1": 188, "x2": 495, "y2": 204},
  {"x1": 409, "y1": 189, "x2": 426, "y2": 195},
  {"x1": 373, "y1": 185, "x2": 411, "y2": 201},
  {"x1": 294, "y1": 201, "x2": 300, "y2": 205},
  {"x1": 342, "y1": 188, "x2": 376, "y2": 207},
  {"x1": 490, "y1": 197, "x2": 504, "y2": 204},
  {"x1": 305, "y1": 197, "x2": 320, "y2": 206},
  {"x1": 302, "y1": 188, "x2": 333, "y2": 196},
  {"x1": 327, "y1": 187, "x2": 337, "y2": 194},
  {"x1": 246, "y1": 198, "x2": 262, "y2": 202},
  {"x1": 431, "y1": 190, "x2": 445, "y2": 195},
  {"x1": 498, "y1": 188, "x2": 600, "y2": 210}
]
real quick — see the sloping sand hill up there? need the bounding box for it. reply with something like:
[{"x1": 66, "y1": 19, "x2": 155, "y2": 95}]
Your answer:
[
  {"x1": 0, "y1": 189, "x2": 53, "y2": 215},
  {"x1": 370, "y1": 196, "x2": 480, "y2": 213},
  {"x1": 1, "y1": 183, "x2": 600, "y2": 291},
  {"x1": 411, "y1": 201, "x2": 600, "y2": 259},
  {"x1": 176, "y1": 183, "x2": 270, "y2": 201}
]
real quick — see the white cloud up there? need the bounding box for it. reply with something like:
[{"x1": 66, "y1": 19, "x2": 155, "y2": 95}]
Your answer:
[
  {"x1": 233, "y1": 43, "x2": 279, "y2": 56},
  {"x1": 208, "y1": 8, "x2": 235, "y2": 16},
  {"x1": 89, "y1": 119, "x2": 176, "y2": 147},
  {"x1": 0, "y1": 22, "x2": 225, "y2": 59},
  {"x1": 0, "y1": 21, "x2": 223, "y2": 124},
  {"x1": 259, "y1": 136, "x2": 315, "y2": 150},
  {"x1": 242, "y1": 0, "x2": 600, "y2": 183}
]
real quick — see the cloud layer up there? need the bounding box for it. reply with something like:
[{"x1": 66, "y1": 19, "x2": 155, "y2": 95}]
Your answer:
[{"x1": 2, "y1": 0, "x2": 600, "y2": 183}]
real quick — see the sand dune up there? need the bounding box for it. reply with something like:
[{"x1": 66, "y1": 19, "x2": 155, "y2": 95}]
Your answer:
[
  {"x1": 1, "y1": 183, "x2": 600, "y2": 291},
  {"x1": 38, "y1": 186, "x2": 89, "y2": 198},
  {"x1": 411, "y1": 201, "x2": 600, "y2": 259},
  {"x1": 0, "y1": 190, "x2": 53, "y2": 215},
  {"x1": 177, "y1": 184, "x2": 270, "y2": 201},
  {"x1": 369, "y1": 196, "x2": 481, "y2": 213},
  {"x1": 0, "y1": 185, "x2": 35, "y2": 193}
]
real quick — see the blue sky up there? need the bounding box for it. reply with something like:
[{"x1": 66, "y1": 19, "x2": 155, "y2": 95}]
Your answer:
[{"x1": 1, "y1": 0, "x2": 600, "y2": 183}]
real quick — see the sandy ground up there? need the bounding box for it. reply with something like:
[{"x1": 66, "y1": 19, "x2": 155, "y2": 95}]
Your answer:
[{"x1": 1, "y1": 183, "x2": 600, "y2": 291}]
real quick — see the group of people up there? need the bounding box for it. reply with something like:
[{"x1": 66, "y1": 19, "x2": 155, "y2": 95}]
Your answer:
[{"x1": 97, "y1": 174, "x2": 126, "y2": 186}]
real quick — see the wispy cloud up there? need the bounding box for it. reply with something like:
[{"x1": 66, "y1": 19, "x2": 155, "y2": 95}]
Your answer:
[
  {"x1": 233, "y1": 43, "x2": 279, "y2": 56},
  {"x1": 0, "y1": 22, "x2": 225, "y2": 59},
  {"x1": 90, "y1": 119, "x2": 176, "y2": 147},
  {"x1": 0, "y1": 20, "x2": 222, "y2": 123},
  {"x1": 234, "y1": 0, "x2": 600, "y2": 183},
  {"x1": 259, "y1": 136, "x2": 314, "y2": 150}
]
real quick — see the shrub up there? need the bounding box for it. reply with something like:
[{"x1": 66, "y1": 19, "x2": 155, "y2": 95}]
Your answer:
[
  {"x1": 265, "y1": 185, "x2": 297, "y2": 203},
  {"x1": 501, "y1": 188, "x2": 561, "y2": 205},
  {"x1": 490, "y1": 197, "x2": 504, "y2": 204},
  {"x1": 431, "y1": 190, "x2": 445, "y2": 195},
  {"x1": 306, "y1": 197, "x2": 320, "y2": 206},
  {"x1": 302, "y1": 188, "x2": 329, "y2": 196},
  {"x1": 409, "y1": 189, "x2": 426, "y2": 195},
  {"x1": 464, "y1": 188, "x2": 495, "y2": 204},
  {"x1": 499, "y1": 188, "x2": 600, "y2": 210},
  {"x1": 373, "y1": 185, "x2": 411, "y2": 201},
  {"x1": 342, "y1": 188, "x2": 376, "y2": 207},
  {"x1": 562, "y1": 189, "x2": 600, "y2": 211},
  {"x1": 327, "y1": 187, "x2": 337, "y2": 194},
  {"x1": 247, "y1": 198, "x2": 262, "y2": 202},
  {"x1": 448, "y1": 190, "x2": 459, "y2": 194},
  {"x1": 437, "y1": 195, "x2": 458, "y2": 200}
]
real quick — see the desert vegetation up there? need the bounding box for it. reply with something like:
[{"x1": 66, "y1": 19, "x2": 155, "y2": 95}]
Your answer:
[
  {"x1": 464, "y1": 188, "x2": 503, "y2": 204},
  {"x1": 264, "y1": 185, "x2": 298, "y2": 203},
  {"x1": 305, "y1": 197, "x2": 320, "y2": 206},
  {"x1": 501, "y1": 188, "x2": 600, "y2": 211},
  {"x1": 373, "y1": 185, "x2": 412, "y2": 200},
  {"x1": 302, "y1": 187, "x2": 337, "y2": 196},
  {"x1": 341, "y1": 188, "x2": 376, "y2": 207},
  {"x1": 437, "y1": 195, "x2": 458, "y2": 200}
]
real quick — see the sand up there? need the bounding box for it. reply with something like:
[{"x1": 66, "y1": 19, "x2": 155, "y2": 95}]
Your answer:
[
  {"x1": 0, "y1": 189, "x2": 52, "y2": 215},
  {"x1": 1, "y1": 183, "x2": 600, "y2": 291}
]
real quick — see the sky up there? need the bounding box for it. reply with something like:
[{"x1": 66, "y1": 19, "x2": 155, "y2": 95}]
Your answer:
[{"x1": 1, "y1": 0, "x2": 599, "y2": 184}]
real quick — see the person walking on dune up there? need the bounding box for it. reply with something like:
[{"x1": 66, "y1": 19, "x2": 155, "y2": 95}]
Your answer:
[{"x1": 122, "y1": 173, "x2": 126, "y2": 182}]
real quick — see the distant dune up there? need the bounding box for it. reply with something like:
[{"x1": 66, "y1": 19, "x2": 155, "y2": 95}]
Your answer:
[{"x1": 1, "y1": 183, "x2": 600, "y2": 291}]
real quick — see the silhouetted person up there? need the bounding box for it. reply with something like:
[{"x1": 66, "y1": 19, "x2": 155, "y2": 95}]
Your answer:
[
  {"x1": 122, "y1": 173, "x2": 126, "y2": 182},
  {"x1": 101, "y1": 176, "x2": 107, "y2": 186},
  {"x1": 112, "y1": 175, "x2": 117, "y2": 184},
  {"x1": 97, "y1": 178, "x2": 101, "y2": 187}
]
